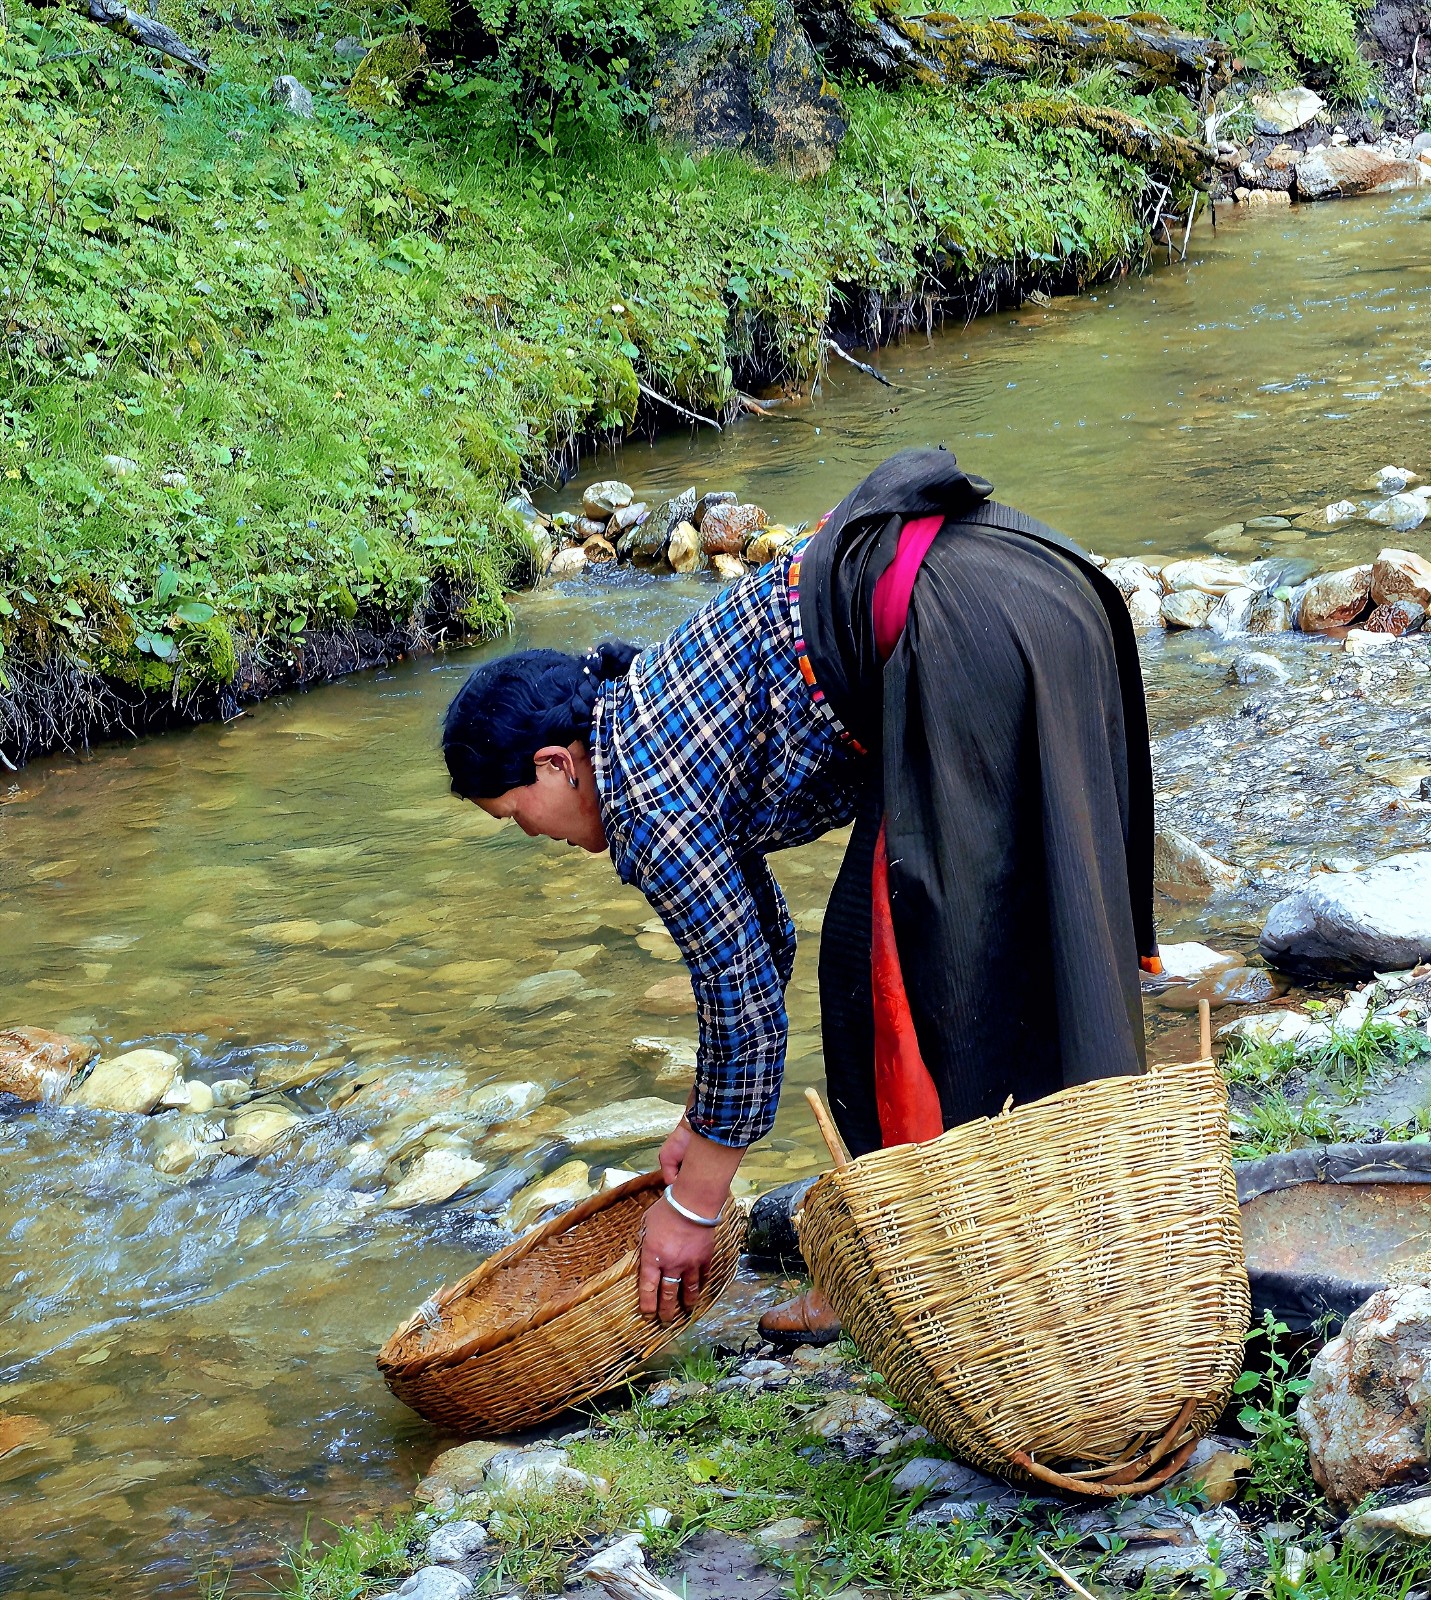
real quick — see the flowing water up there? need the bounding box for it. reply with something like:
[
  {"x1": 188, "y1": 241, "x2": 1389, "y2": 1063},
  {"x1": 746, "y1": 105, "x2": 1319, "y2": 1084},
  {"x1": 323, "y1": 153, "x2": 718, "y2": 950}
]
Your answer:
[{"x1": 3, "y1": 193, "x2": 1430, "y2": 1598}]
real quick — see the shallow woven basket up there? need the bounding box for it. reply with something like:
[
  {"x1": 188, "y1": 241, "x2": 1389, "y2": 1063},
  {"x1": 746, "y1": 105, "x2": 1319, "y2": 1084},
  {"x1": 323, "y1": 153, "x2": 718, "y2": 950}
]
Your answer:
[
  {"x1": 797, "y1": 1059, "x2": 1250, "y2": 1496},
  {"x1": 377, "y1": 1170, "x2": 745, "y2": 1434}
]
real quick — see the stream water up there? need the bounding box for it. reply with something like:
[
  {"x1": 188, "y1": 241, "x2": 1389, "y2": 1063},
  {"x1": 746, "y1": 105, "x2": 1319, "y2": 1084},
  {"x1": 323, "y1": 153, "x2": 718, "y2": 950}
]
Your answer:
[{"x1": 3, "y1": 193, "x2": 1431, "y2": 1598}]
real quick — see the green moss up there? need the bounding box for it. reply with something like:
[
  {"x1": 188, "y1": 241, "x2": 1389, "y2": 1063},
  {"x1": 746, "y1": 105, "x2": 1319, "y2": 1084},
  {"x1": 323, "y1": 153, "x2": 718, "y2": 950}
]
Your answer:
[
  {"x1": 347, "y1": 33, "x2": 426, "y2": 112},
  {"x1": 179, "y1": 615, "x2": 239, "y2": 686}
]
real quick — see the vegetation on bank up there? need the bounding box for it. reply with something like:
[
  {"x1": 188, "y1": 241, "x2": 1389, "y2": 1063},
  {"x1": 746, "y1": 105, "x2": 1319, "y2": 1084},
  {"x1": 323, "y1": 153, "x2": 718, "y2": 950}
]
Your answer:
[{"x1": 0, "y1": 0, "x2": 1373, "y2": 751}]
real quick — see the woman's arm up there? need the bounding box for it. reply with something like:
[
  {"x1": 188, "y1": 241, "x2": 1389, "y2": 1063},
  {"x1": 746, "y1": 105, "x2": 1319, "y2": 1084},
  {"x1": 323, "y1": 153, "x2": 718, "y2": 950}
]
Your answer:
[{"x1": 638, "y1": 1118, "x2": 747, "y2": 1320}]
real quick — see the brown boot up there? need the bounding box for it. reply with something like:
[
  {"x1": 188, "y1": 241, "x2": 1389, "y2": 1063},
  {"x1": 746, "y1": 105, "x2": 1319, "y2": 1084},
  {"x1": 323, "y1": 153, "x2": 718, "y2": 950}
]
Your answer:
[{"x1": 757, "y1": 1288, "x2": 842, "y2": 1348}]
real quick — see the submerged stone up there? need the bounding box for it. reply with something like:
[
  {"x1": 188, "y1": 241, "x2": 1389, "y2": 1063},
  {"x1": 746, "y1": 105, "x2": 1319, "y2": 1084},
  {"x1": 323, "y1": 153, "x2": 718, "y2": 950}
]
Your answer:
[
  {"x1": 225, "y1": 1102, "x2": 303, "y2": 1158},
  {"x1": 505, "y1": 1158, "x2": 593, "y2": 1228},
  {"x1": 492, "y1": 969, "x2": 585, "y2": 1011},
  {"x1": 66, "y1": 1048, "x2": 180, "y2": 1114},
  {"x1": 381, "y1": 1148, "x2": 487, "y2": 1210},
  {"x1": 555, "y1": 1097, "x2": 684, "y2": 1150}
]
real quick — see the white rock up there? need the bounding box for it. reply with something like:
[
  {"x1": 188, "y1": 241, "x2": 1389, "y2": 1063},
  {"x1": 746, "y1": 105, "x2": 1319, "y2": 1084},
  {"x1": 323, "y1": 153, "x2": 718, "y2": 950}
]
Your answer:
[
  {"x1": 1345, "y1": 1496, "x2": 1431, "y2": 1553},
  {"x1": 505, "y1": 1158, "x2": 592, "y2": 1229},
  {"x1": 555, "y1": 1096, "x2": 684, "y2": 1150},
  {"x1": 66, "y1": 1048, "x2": 181, "y2": 1114},
  {"x1": 1161, "y1": 556, "x2": 1252, "y2": 595},
  {"x1": 1366, "y1": 494, "x2": 1427, "y2": 532},
  {"x1": 547, "y1": 547, "x2": 587, "y2": 580},
  {"x1": 631, "y1": 1035, "x2": 698, "y2": 1084},
  {"x1": 383, "y1": 1569, "x2": 473, "y2": 1600},
  {"x1": 1156, "y1": 942, "x2": 1239, "y2": 981},
  {"x1": 381, "y1": 1148, "x2": 487, "y2": 1210},
  {"x1": 1103, "y1": 557, "x2": 1162, "y2": 597},
  {"x1": 1232, "y1": 649, "x2": 1290, "y2": 685},
  {"x1": 1126, "y1": 589, "x2": 1164, "y2": 628},
  {"x1": 160, "y1": 470, "x2": 189, "y2": 489},
  {"x1": 1252, "y1": 85, "x2": 1324, "y2": 134},
  {"x1": 1161, "y1": 590, "x2": 1215, "y2": 629},
  {"x1": 102, "y1": 454, "x2": 140, "y2": 478},
  {"x1": 426, "y1": 1520, "x2": 487, "y2": 1565},
  {"x1": 1217, "y1": 1011, "x2": 1315, "y2": 1047},
  {"x1": 226, "y1": 1103, "x2": 303, "y2": 1157},
  {"x1": 268, "y1": 74, "x2": 314, "y2": 116},
  {"x1": 465, "y1": 1079, "x2": 545, "y2": 1126},
  {"x1": 1153, "y1": 829, "x2": 1242, "y2": 892},
  {"x1": 639, "y1": 1506, "x2": 674, "y2": 1530},
  {"x1": 211, "y1": 1078, "x2": 250, "y2": 1107},
  {"x1": 1207, "y1": 586, "x2": 1256, "y2": 637},
  {"x1": 1261, "y1": 851, "x2": 1431, "y2": 978},
  {"x1": 485, "y1": 1445, "x2": 607, "y2": 1497},
  {"x1": 1376, "y1": 466, "x2": 1419, "y2": 494},
  {"x1": 1324, "y1": 499, "x2": 1359, "y2": 525}
]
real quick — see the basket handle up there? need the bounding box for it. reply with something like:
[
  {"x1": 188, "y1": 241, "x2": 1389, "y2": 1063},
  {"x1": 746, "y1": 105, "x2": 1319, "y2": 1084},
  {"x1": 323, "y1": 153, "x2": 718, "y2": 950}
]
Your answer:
[
  {"x1": 804, "y1": 1088, "x2": 851, "y2": 1169},
  {"x1": 1198, "y1": 997, "x2": 1212, "y2": 1063},
  {"x1": 1011, "y1": 1436, "x2": 1199, "y2": 1497}
]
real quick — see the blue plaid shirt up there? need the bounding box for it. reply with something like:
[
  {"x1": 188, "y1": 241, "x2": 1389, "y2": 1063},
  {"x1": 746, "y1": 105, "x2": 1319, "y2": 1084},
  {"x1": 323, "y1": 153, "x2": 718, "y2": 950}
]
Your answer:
[{"x1": 592, "y1": 554, "x2": 865, "y2": 1147}]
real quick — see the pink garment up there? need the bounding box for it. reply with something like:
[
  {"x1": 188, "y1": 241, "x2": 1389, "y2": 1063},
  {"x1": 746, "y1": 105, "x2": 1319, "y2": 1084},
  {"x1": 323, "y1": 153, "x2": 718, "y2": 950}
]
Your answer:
[{"x1": 872, "y1": 515, "x2": 944, "y2": 661}]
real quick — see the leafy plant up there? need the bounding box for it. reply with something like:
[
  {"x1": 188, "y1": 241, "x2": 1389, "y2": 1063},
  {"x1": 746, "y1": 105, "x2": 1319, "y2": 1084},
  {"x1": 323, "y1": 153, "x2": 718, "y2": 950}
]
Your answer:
[{"x1": 1231, "y1": 1312, "x2": 1319, "y2": 1515}]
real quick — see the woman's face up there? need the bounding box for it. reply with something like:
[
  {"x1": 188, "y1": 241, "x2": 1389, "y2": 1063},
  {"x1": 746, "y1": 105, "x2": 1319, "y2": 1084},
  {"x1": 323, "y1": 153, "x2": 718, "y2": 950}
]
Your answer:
[{"x1": 475, "y1": 741, "x2": 607, "y2": 852}]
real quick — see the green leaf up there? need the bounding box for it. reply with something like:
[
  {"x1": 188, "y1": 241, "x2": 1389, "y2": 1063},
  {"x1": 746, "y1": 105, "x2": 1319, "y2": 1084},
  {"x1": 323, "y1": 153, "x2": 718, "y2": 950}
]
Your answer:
[
  {"x1": 1231, "y1": 1371, "x2": 1261, "y2": 1394},
  {"x1": 173, "y1": 601, "x2": 216, "y2": 624},
  {"x1": 155, "y1": 567, "x2": 180, "y2": 604},
  {"x1": 289, "y1": 613, "x2": 308, "y2": 633}
]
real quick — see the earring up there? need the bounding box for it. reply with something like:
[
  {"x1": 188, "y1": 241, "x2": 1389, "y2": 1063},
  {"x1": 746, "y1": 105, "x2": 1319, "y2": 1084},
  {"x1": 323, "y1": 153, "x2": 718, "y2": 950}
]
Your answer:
[{"x1": 568, "y1": 776, "x2": 579, "y2": 789}]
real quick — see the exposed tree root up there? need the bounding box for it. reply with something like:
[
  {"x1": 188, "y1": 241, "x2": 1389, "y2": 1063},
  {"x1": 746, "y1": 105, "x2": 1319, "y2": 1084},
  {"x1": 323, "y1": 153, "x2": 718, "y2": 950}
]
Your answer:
[{"x1": 85, "y1": 0, "x2": 210, "y2": 73}]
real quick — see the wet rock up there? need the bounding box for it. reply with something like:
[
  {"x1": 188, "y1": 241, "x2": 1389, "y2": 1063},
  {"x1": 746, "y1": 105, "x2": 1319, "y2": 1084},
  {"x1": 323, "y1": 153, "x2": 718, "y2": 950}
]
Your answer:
[
  {"x1": 631, "y1": 1035, "x2": 698, "y2": 1086},
  {"x1": 582, "y1": 480, "x2": 633, "y2": 519},
  {"x1": 268, "y1": 74, "x2": 314, "y2": 116},
  {"x1": 747, "y1": 1175, "x2": 816, "y2": 1266},
  {"x1": 417, "y1": 1440, "x2": 506, "y2": 1503},
  {"x1": 1153, "y1": 828, "x2": 1242, "y2": 893},
  {"x1": 649, "y1": 0, "x2": 849, "y2": 179},
  {"x1": 573, "y1": 515, "x2": 608, "y2": 541},
  {"x1": 1246, "y1": 591, "x2": 1293, "y2": 633},
  {"x1": 66, "y1": 1048, "x2": 181, "y2": 1114},
  {"x1": 711, "y1": 553, "x2": 746, "y2": 581},
  {"x1": 1364, "y1": 600, "x2": 1426, "y2": 635},
  {"x1": 426, "y1": 1519, "x2": 487, "y2": 1565},
  {"x1": 493, "y1": 969, "x2": 585, "y2": 1011},
  {"x1": 382, "y1": 1149, "x2": 487, "y2": 1210},
  {"x1": 547, "y1": 547, "x2": 588, "y2": 580},
  {"x1": 1127, "y1": 589, "x2": 1164, "y2": 628},
  {"x1": 1232, "y1": 650, "x2": 1290, "y2": 685},
  {"x1": 803, "y1": 1394, "x2": 901, "y2": 1457},
  {"x1": 152, "y1": 1117, "x2": 225, "y2": 1176},
  {"x1": 1252, "y1": 85, "x2": 1323, "y2": 133},
  {"x1": 667, "y1": 521, "x2": 700, "y2": 573},
  {"x1": 226, "y1": 1102, "x2": 303, "y2": 1157},
  {"x1": 381, "y1": 1569, "x2": 472, "y2": 1600},
  {"x1": 746, "y1": 527, "x2": 795, "y2": 566},
  {"x1": 505, "y1": 1158, "x2": 593, "y2": 1228},
  {"x1": 1376, "y1": 466, "x2": 1419, "y2": 494},
  {"x1": 1157, "y1": 942, "x2": 1238, "y2": 981},
  {"x1": 1297, "y1": 148, "x2": 1427, "y2": 199},
  {"x1": 891, "y1": 1457, "x2": 1004, "y2": 1499},
  {"x1": 700, "y1": 502, "x2": 767, "y2": 557},
  {"x1": 1260, "y1": 852, "x2": 1431, "y2": 979},
  {"x1": 555, "y1": 1096, "x2": 684, "y2": 1150},
  {"x1": 644, "y1": 487, "x2": 698, "y2": 553},
  {"x1": 486, "y1": 1444, "x2": 607, "y2": 1496},
  {"x1": 466, "y1": 1080, "x2": 545, "y2": 1127},
  {"x1": 1103, "y1": 557, "x2": 1162, "y2": 598},
  {"x1": 1343, "y1": 1495, "x2": 1431, "y2": 1553},
  {"x1": 1219, "y1": 1010, "x2": 1318, "y2": 1048},
  {"x1": 694, "y1": 490, "x2": 737, "y2": 525},
  {"x1": 1372, "y1": 547, "x2": 1431, "y2": 608},
  {"x1": 1162, "y1": 556, "x2": 1251, "y2": 594},
  {"x1": 1207, "y1": 586, "x2": 1256, "y2": 637},
  {"x1": 1299, "y1": 1285, "x2": 1431, "y2": 1505},
  {"x1": 582, "y1": 535, "x2": 617, "y2": 564},
  {"x1": 1161, "y1": 590, "x2": 1215, "y2": 629},
  {"x1": 0, "y1": 1026, "x2": 94, "y2": 1103},
  {"x1": 1367, "y1": 494, "x2": 1429, "y2": 532},
  {"x1": 1203, "y1": 965, "x2": 1279, "y2": 1006},
  {"x1": 1298, "y1": 565, "x2": 1372, "y2": 631},
  {"x1": 211, "y1": 1077, "x2": 251, "y2": 1108}
]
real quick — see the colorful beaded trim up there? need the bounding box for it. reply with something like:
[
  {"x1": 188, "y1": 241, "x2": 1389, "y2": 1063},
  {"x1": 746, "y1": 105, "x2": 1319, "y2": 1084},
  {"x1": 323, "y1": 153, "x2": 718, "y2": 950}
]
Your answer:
[{"x1": 787, "y1": 519, "x2": 868, "y2": 758}]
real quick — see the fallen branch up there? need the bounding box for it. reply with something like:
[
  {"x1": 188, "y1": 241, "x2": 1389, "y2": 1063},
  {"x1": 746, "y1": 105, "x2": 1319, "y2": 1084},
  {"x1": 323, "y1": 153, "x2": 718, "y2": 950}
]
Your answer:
[
  {"x1": 1036, "y1": 1546, "x2": 1099, "y2": 1600},
  {"x1": 636, "y1": 378, "x2": 721, "y2": 431},
  {"x1": 579, "y1": 1536, "x2": 684, "y2": 1600},
  {"x1": 824, "y1": 337, "x2": 894, "y2": 388},
  {"x1": 86, "y1": 0, "x2": 209, "y2": 75}
]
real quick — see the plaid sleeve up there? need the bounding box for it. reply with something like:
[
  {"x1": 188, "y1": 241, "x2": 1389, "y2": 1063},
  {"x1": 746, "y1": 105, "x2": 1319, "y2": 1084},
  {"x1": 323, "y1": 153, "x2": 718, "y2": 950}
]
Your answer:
[{"x1": 615, "y1": 808, "x2": 789, "y2": 1148}]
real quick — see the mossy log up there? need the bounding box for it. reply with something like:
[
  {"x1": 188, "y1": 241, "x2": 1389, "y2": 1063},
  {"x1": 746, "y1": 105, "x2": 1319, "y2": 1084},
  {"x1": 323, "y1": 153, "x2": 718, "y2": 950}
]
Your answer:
[
  {"x1": 1001, "y1": 97, "x2": 1214, "y2": 182},
  {"x1": 798, "y1": 0, "x2": 1229, "y2": 93},
  {"x1": 85, "y1": 0, "x2": 209, "y2": 73}
]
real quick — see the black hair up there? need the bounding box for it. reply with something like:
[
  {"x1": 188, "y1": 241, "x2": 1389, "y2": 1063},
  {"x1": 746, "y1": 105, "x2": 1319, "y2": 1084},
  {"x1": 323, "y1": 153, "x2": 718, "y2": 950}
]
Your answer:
[{"x1": 442, "y1": 640, "x2": 639, "y2": 800}]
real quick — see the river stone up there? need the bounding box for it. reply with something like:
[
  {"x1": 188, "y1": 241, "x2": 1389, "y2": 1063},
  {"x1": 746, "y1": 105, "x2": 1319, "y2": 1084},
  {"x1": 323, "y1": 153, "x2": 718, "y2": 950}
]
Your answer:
[
  {"x1": 1260, "y1": 852, "x2": 1431, "y2": 978},
  {"x1": 556, "y1": 1097, "x2": 684, "y2": 1150},
  {"x1": 580, "y1": 535, "x2": 615, "y2": 564},
  {"x1": 632, "y1": 1035, "x2": 698, "y2": 1085},
  {"x1": 382, "y1": 1149, "x2": 487, "y2": 1209},
  {"x1": 1367, "y1": 495, "x2": 1429, "y2": 532},
  {"x1": 581, "y1": 480, "x2": 632, "y2": 519},
  {"x1": 547, "y1": 547, "x2": 587, "y2": 580},
  {"x1": 648, "y1": 487, "x2": 697, "y2": 545},
  {"x1": 1126, "y1": 589, "x2": 1163, "y2": 628},
  {"x1": 1372, "y1": 547, "x2": 1431, "y2": 608},
  {"x1": 1153, "y1": 828, "x2": 1242, "y2": 893},
  {"x1": 1102, "y1": 556, "x2": 1161, "y2": 597},
  {"x1": 1207, "y1": 586, "x2": 1256, "y2": 637},
  {"x1": 667, "y1": 521, "x2": 700, "y2": 573},
  {"x1": 1103, "y1": 1505, "x2": 1252, "y2": 1583},
  {"x1": 694, "y1": 490, "x2": 737, "y2": 525},
  {"x1": 746, "y1": 527, "x2": 795, "y2": 566},
  {"x1": 1299, "y1": 1286, "x2": 1431, "y2": 1505},
  {"x1": 609, "y1": 501, "x2": 648, "y2": 534},
  {"x1": 427, "y1": 1519, "x2": 488, "y2": 1565},
  {"x1": 1344, "y1": 1495, "x2": 1431, "y2": 1553},
  {"x1": 701, "y1": 502, "x2": 767, "y2": 557},
  {"x1": 804, "y1": 1394, "x2": 902, "y2": 1457},
  {"x1": 467, "y1": 1080, "x2": 546, "y2": 1126},
  {"x1": 1252, "y1": 85, "x2": 1323, "y2": 134},
  {"x1": 493, "y1": 969, "x2": 585, "y2": 1011},
  {"x1": 1231, "y1": 649, "x2": 1289, "y2": 685},
  {"x1": 1161, "y1": 590, "x2": 1215, "y2": 629},
  {"x1": 1364, "y1": 600, "x2": 1426, "y2": 635},
  {"x1": 649, "y1": 0, "x2": 849, "y2": 178},
  {"x1": 1377, "y1": 466, "x2": 1419, "y2": 493},
  {"x1": 417, "y1": 1440, "x2": 506, "y2": 1503},
  {"x1": 1297, "y1": 148, "x2": 1428, "y2": 199},
  {"x1": 891, "y1": 1457, "x2": 1004, "y2": 1500},
  {"x1": 711, "y1": 553, "x2": 746, "y2": 580},
  {"x1": 1161, "y1": 556, "x2": 1251, "y2": 594},
  {"x1": 485, "y1": 1444, "x2": 606, "y2": 1496},
  {"x1": 0, "y1": 1026, "x2": 94, "y2": 1103},
  {"x1": 1156, "y1": 942, "x2": 1239, "y2": 982},
  {"x1": 268, "y1": 74, "x2": 314, "y2": 116},
  {"x1": 226, "y1": 1103, "x2": 303, "y2": 1157},
  {"x1": 381, "y1": 1569, "x2": 473, "y2": 1600},
  {"x1": 1298, "y1": 565, "x2": 1372, "y2": 631},
  {"x1": 506, "y1": 1158, "x2": 594, "y2": 1228},
  {"x1": 66, "y1": 1048, "x2": 181, "y2": 1114},
  {"x1": 211, "y1": 1077, "x2": 251, "y2": 1108},
  {"x1": 1247, "y1": 592, "x2": 1292, "y2": 634}
]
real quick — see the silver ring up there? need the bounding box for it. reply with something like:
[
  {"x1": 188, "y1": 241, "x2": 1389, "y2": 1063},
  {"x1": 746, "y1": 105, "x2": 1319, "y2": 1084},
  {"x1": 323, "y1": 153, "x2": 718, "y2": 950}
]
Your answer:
[{"x1": 659, "y1": 1274, "x2": 681, "y2": 1284}]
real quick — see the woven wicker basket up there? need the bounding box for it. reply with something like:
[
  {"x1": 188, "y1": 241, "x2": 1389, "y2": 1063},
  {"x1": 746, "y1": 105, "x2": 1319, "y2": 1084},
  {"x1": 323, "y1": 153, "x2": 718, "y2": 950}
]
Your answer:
[
  {"x1": 377, "y1": 1170, "x2": 745, "y2": 1434},
  {"x1": 797, "y1": 1059, "x2": 1250, "y2": 1496}
]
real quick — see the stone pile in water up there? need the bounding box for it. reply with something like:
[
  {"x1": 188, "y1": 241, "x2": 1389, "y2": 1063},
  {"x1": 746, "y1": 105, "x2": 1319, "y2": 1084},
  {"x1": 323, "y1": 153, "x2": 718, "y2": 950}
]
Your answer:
[{"x1": 512, "y1": 479, "x2": 798, "y2": 582}]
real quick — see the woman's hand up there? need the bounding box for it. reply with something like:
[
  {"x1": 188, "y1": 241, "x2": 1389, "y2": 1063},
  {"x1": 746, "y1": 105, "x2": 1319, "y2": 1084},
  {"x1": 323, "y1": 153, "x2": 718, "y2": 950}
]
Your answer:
[{"x1": 639, "y1": 1114, "x2": 746, "y2": 1323}]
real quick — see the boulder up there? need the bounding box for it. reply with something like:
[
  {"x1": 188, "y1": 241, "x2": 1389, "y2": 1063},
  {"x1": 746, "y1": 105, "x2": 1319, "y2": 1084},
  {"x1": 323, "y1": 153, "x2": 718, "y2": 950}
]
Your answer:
[
  {"x1": 1102, "y1": 556, "x2": 1162, "y2": 597},
  {"x1": 1156, "y1": 942, "x2": 1238, "y2": 981},
  {"x1": 694, "y1": 490, "x2": 737, "y2": 525},
  {"x1": 1296, "y1": 148, "x2": 1428, "y2": 200},
  {"x1": 1127, "y1": 589, "x2": 1164, "y2": 627},
  {"x1": 1207, "y1": 586, "x2": 1256, "y2": 637},
  {"x1": 426, "y1": 1520, "x2": 488, "y2": 1565},
  {"x1": 1364, "y1": 599, "x2": 1425, "y2": 635},
  {"x1": 1260, "y1": 852, "x2": 1431, "y2": 978},
  {"x1": 747, "y1": 1175, "x2": 816, "y2": 1266},
  {"x1": 581, "y1": 480, "x2": 633, "y2": 519},
  {"x1": 66, "y1": 1048, "x2": 180, "y2": 1114},
  {"x1": 1297, "y1": 565, "x2": 1372, "y2": 631},
  {"x1": 667, "y1": 521, "x2": 700, "y2": 573},
  {"x1": 1344, "y1": 1495, "x2": 1431, "y2": 1554},
  {"x1": 417, "y1": 1440, "x2": 505, "y2": 1503},
  {"x1": 485, "y1": 1444, "x2": 607, "y2": 1496},
  {"x1": 572, "y1": 515, "x2": 608, "y2": 540},
  {"x1": 1376, "y1": 466, "x2": 1419, "y2": 494},
  {"x1": 268, "y1": 74, "x2": 314, "y2": 116},
  {"x1": 1161, "y1": 590, "x2": 1215, "y2": 629},
  {"x1": 1252, "y1": 85, "x2": 1323, "y2": 134},
  {"x1": 0, "y1": 1026, "x2": 94, "y2": 1103},
  {"x1": 624, "y1": 487, "x2": 696, "y2": 565},
  {"x1": 1153, "y1": 828, "x2": 1242, "y2": 893},
  {"x1": 610, "y1": 501, "x2": 649, "y2": 535},
  {"x1": 746, "y1": 526, "x2": 795, "y2": 566},
  {"x1": 1367, "y1": 494, "x2": 1429, "y2": 531},
  {"x1": 555, "y1": 1097, "x2": 683, "y2": 1150},
  {"x1": 1372, "y1": 547, "x2": 1431, "y2": 608},
  {"x1": 700, "y1": 501, "x2": 767, "y2": 556},
  {"x1": 1161, "y1": 556, "x2": 1251, "y2": 594},
  {"x1": 1298, "y1": 1286, "x2": 1431, "y2": 1505},
  {"x1": 1247, "y1": 592, "x2": 1292, "y2": 634},
  {"x1": 649, "y1": 0, "x2": 849, "y2": 179}
]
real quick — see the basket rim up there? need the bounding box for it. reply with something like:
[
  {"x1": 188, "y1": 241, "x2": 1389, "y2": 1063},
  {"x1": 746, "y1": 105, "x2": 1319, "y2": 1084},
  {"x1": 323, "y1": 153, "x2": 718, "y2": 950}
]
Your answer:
[{"x1": 377, "y1": 1169, "x2": 705, "y2": 1377}]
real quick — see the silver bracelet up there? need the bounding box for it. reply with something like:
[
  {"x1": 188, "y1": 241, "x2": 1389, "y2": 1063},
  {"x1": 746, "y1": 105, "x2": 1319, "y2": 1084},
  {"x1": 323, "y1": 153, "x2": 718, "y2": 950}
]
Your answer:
[{"x1": 662, "y1": 1184, "x2": 723, "y2": 1228}]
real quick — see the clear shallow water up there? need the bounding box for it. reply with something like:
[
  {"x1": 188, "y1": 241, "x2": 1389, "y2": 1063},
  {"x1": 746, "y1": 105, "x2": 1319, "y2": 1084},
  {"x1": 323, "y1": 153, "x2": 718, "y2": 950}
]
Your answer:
[{"x1": 3, "y1": 194, "x2": 1430, "y2": 1598}]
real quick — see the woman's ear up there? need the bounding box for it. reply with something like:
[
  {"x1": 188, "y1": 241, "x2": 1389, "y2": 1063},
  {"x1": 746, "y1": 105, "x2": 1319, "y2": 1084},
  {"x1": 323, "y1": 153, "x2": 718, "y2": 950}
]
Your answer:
[{"x1": 533, "y1": 744, "x2": 577, "y2": 786}]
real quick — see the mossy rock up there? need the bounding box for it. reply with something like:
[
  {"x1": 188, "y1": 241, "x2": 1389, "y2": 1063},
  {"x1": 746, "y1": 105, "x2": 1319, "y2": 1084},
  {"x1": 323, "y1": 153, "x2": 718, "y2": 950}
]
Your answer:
[{"x1": 347, "y1": 34, "x2": 425, "y2": 113}]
